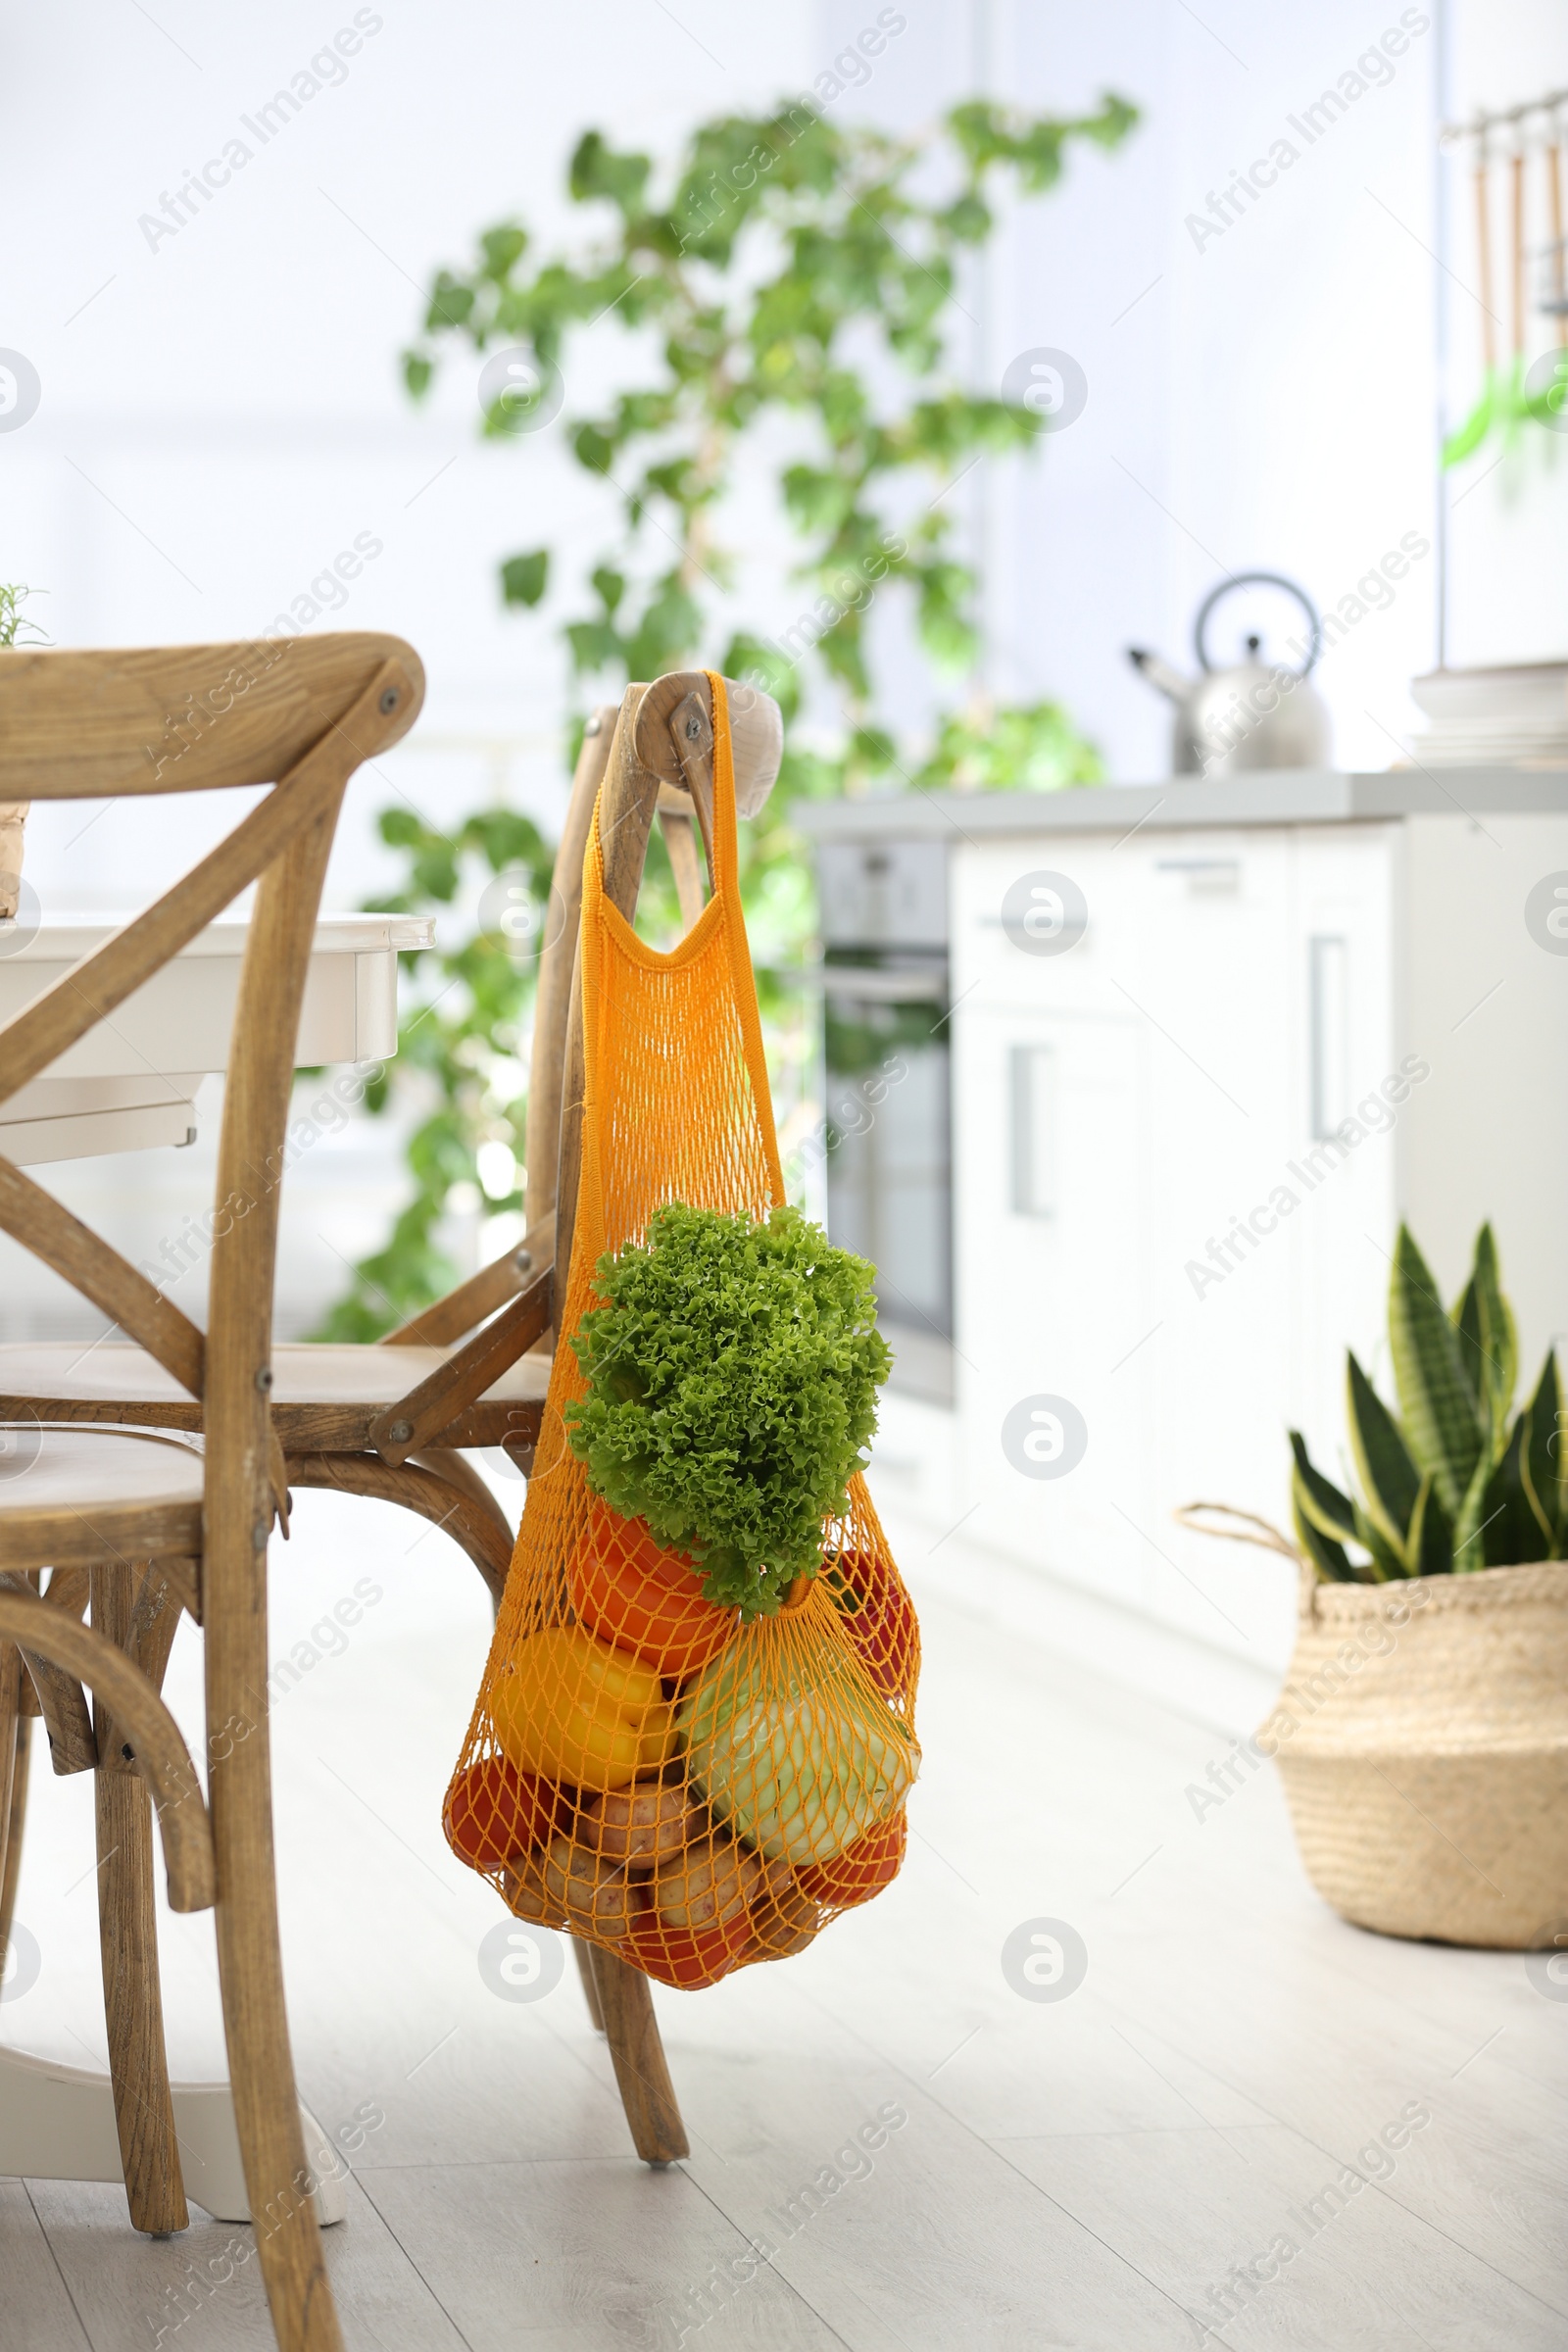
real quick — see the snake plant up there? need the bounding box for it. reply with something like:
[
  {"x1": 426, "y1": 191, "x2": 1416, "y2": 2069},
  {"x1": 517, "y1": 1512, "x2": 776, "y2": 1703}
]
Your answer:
[{"x1": 1290, "y1": 1224, "x2": 1567, "y2": 1581}]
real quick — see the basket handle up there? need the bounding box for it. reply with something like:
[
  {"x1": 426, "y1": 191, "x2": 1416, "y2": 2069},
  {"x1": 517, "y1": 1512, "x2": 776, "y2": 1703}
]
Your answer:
[{"x1": 1174, "y1": 1500, "x2": 1319, "y2": 1613}]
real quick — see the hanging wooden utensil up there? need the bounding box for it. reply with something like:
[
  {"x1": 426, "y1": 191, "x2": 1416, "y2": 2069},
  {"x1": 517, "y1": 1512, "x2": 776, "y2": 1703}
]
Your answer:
[
  {"x1": 1506, "y1": 116, "x2": 1528, "y2": 422},
  {"x1": 1548, "y1": 105, "x2": 1566, "y2": 348},
  {"x1": 1444, "y1": 121, "x2": 1498, "y2": 464}
]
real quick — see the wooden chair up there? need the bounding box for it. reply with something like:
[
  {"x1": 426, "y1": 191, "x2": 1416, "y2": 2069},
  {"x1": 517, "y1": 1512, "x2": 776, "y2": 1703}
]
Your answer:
[
  {"x1": 0, "y1": 662, "x2": 785, "y2": 2178},
  {"x1": 520, "y1": 669, "x2": 783, "y2": 2159},
  {"x1": 0, "y1": 630, "x2": 425, "y2": 2352},
  {"x1": 0, "y1": 674, "x2": 780, "y2": 1604}
]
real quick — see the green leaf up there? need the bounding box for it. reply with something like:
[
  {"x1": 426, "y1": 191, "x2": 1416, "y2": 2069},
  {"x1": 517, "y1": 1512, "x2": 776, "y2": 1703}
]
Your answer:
[
  {"x1": 1442, "y1": 373, "x2": 1496, "y2": 467},
  {"x1": 1289, "y1": 1432, "x2": 1359, "y2": 1547},
  {"x1": 1451, "y1": 1440, "x2": 1496, "y2": 1570},
  {"x1": 1451, "y1": 1221, "x2": 1517, "y2": 1451},
  {"x1": 572, "y1": 422, "x2": 615, "y2": 475},
  {"x1": 914, "y1": 560, "x2": 978, "y2": 672},
  {"x1": 782, "y1": 465, "x2": 853, "y2": 535},
  {"x1": 590, "y1": 565, "x2": 625, "y2": 615},
  {"x1": 479, "y1": 223, "x2": 527, "y2": 279},
  {"x1": 1388, "y1": 1224, "x2": 1483, "y2": 1516},
  {"x1": 424, "y1": 270, "x2": 474, "y2": 332},
  {"x1": 402, "y1": 350, "x2": 433, "y2": 399},
  {"x1": 1483, "y1": 1416, "x2": 1544, "y2": 1564},
  {"x1": 1519, "y1": 1350, "x2": 1566, "y2": 1556},
  {"x1": 1406, "y1": 1470, "x2": 1455, "y2": 1578},
  {"x1": 568, "y1": 129, "x2": 652, "y2": 216},
  {"x1": 1350, "y1": 1499, "x2": 1406, "y2": 1583},
  {"x1": 941, "y1": 192, "x2": 993, "y2": 243},
  {"x1": 500, "y1": 549, "x2": 550, "y2": 608},
  {"x1": 623, "y1": 577, "x2": 701, "y2": 679},
  {"x1": 564, "y1": 618, "x2": 625, "y2": 676},
  {"x1": 1345, "y1": 1352, "x2": 1422, "y2": 1556},
  {"x1": 1290, "y1": 1479, "x2": 1357, "y2": 1583}
]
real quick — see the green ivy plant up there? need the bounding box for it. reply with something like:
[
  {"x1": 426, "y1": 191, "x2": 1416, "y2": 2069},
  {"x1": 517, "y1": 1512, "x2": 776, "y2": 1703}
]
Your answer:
[
  {"x1": 315, "y1": 808, "x2": 555, "y2": 1338},
  {"x1": 320, "y1": 89, "x2": 1135, "y2": 1335}
]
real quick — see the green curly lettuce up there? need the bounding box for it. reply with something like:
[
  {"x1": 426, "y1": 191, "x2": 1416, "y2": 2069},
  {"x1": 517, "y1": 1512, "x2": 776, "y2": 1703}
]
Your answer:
[{"x1": 564, "y1": 1203, "x2": 891, "y2": 1618}]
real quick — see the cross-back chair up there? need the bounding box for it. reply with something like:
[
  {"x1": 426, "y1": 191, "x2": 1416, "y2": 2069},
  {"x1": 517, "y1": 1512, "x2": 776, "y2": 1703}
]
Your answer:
[
  {"x1": 0, "y1": 662, "x2": 785, "y2": 2201},
  {"x1": 0, "y1": 631, "x2": 424, "y2": 2352},
  {"x1": 521, "y1": 669, "x2": 784, "y2": 2161},
  {"x1": 0, "y1": 673, "x2": 781, "y2": 1600}
]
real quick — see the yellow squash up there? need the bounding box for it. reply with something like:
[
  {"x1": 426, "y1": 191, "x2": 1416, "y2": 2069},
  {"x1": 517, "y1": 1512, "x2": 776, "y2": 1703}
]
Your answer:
[{"x1": 489, "y1": 1625, "x2": 674, "y2": 1793}]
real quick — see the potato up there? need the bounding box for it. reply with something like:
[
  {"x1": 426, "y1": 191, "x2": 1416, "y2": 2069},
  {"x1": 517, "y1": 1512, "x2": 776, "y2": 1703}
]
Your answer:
[
  {"x1": 542, "y1": 1835, "x2": 639, "y2": 1937},
  {"x1": 577, "y1": 1780, "x2": 704, "y2": 1869},
  {"x1": 747, "y1": 1862, "x2": 819, "y2": 1958},
  {"x1": 651, "y1": 1832, "x2": 760, "y2": 1931},
  {"x1": 503, "y1": 1853, "x2": 570, "y2": 1932}
]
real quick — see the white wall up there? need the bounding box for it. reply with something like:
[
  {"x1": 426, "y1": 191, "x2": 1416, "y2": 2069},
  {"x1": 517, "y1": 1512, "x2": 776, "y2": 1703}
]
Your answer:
[{"x1": 821, "y1": 0, "x2": 1449, "y2": 777}]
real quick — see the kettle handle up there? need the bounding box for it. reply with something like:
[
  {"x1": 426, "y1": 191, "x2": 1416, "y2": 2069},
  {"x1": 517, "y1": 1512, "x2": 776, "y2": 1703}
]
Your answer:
[{"x1": 1194, "y1": 571, "x2": 1322, "y2": 677}]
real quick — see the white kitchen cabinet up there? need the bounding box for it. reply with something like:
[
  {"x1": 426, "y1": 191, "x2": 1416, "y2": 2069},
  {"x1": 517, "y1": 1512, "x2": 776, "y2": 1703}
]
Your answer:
[{"x1": 804, "y1": 770, "x2": 1568, "y2": 1713}]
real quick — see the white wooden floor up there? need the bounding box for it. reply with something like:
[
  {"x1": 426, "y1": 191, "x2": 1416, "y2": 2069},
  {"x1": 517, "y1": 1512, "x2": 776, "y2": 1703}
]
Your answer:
[{"x1": 3, "y1": 1484, "x2": 1564, "y2": 2352}]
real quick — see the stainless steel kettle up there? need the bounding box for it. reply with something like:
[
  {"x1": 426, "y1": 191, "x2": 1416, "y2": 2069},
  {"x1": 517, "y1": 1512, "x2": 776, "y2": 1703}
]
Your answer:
[{"x1": 1128, "y1": 571, "x2": 1331, "y2": 777}]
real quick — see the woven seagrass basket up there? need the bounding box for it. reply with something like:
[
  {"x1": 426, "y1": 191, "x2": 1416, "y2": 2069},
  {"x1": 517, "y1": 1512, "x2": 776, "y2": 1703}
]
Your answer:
[{"x1": 1258, "y1": 1557, "x2": 1568, "y2": 1948}]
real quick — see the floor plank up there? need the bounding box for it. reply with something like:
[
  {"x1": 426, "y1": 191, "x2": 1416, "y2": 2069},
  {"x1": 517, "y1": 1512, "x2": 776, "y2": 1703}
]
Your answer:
[
  {"x1": 24, "y1": 2173, "x2": 468, "y2": 2352},
  {"x1": 0, "y1": 2177, "x2": 92, "y2": 2352},
  {"x1": 360, "y1": 2156, "x2": 844, "y2": 2352},
  {"x1": 1005, "y1": 2122, "x2": 1568, "y2": 2352}
]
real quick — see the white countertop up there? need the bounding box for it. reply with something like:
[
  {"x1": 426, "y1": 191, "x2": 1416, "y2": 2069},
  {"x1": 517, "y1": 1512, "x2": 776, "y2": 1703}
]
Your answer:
[{"x1": 793, "y1": 763, "x2": 1568, "y2": 841}]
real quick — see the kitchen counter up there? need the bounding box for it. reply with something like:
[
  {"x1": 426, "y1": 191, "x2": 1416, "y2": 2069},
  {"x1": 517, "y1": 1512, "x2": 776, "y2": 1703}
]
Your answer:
[{"x1": 793, "y1": 763, "x2": 1568, "y2": 840}]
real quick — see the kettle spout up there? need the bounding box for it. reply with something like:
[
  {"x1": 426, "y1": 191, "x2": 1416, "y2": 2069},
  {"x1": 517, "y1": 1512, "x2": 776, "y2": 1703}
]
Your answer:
[{"x1": 1127, "y1": 646, "x2": 1192, "y2": 704}]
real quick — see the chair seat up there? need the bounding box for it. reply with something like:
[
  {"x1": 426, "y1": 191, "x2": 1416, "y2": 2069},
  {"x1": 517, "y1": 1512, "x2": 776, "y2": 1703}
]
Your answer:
[
  {"x1": 0, "y1": 1426, "x2": 206, "y2": 1571},
  {"x1": 0, "y1": 1342, "x2": 552, "y2": 1452}
]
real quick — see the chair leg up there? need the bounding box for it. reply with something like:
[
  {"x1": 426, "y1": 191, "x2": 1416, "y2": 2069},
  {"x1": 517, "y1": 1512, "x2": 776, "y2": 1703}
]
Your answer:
[
  {"x1": 89, "y1": 1564, "x2": 187, "y2": 2236},
  {"x1": 573, "y1": 1936, "x2": 606, "y2": 2032},
  {"x1": 0, "y1": 1652, "x2": 22, "y2": 1968},
  {"x1": 589, "y1": 1945, "x2": 689, "y2": 2165},
  {"x1": 208, "y1": 1659, "x2": 341, "y2": 2349},
  {"x1": 95, "y1": 1762, "x2": 189, "y2": 2233}
]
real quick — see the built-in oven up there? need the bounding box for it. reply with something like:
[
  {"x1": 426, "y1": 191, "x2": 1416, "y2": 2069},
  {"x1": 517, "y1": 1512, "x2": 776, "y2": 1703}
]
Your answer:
[{"x1": 814, "y1": 838, "x2": 953, "y2": 1403}]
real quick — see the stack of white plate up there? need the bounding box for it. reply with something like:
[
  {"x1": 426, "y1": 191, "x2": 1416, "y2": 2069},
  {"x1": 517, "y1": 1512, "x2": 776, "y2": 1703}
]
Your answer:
[{"x1": 1408, "y1": 663, "x2": 1568, "y2": 767}]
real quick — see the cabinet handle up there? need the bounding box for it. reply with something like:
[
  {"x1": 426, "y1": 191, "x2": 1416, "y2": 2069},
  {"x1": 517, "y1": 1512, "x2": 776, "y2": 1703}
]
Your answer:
[
  {"x1": 1308, "y1": 935, "x2": 1348, "y2": 1140},
  {"x1": 1010, "y1": 1045, "x2": 1054, "y2": 1217}
]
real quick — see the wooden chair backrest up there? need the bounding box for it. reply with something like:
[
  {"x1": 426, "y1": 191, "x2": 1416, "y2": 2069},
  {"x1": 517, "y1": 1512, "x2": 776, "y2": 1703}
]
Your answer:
[{"x1": 0, "y1": 634, "x2": 423, "y2": 1580}]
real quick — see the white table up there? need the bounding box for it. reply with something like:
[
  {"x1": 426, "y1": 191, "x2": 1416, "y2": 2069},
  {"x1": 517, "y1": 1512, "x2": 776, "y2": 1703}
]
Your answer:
[
  {"x1": 0, "y1": 911, "x2": 431, "y2": 1164},
  {"x1": 0, "y1": 907, "x2": 433, "y2": 2225}
]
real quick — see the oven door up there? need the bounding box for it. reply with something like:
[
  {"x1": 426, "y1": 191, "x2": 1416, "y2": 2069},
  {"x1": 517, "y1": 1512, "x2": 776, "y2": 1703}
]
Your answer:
[{"x1": 821, "y1": 956, "x2": 953, "y2": 1402}]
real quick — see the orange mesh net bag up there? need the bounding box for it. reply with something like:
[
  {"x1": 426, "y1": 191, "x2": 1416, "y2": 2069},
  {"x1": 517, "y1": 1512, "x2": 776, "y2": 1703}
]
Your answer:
[{"x1": 444, "y1": 677, "x2": 920, "y2": 1988}]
